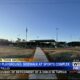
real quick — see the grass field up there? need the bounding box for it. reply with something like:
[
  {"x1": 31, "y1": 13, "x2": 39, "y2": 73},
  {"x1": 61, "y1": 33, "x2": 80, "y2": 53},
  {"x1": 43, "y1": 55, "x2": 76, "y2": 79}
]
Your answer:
[
  {"x1": 0, "y1": 46, "x2": 35, "y2": 58},
  {"x1": 43, "y1": 47, "x2": 80, "y2": 62},
  {"x1": 0, "y1": 46, "x2": 80, "y2": 79},
  {"x1": 0, "y1": 46, "x2": 35, "y2": 79},
  {"x1": 43, "y1": 47, "x2": 80, "y2": 79}
]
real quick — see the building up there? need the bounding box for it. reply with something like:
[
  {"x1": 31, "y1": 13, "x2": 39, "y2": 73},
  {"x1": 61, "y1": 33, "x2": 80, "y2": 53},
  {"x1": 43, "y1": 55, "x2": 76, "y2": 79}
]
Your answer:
[
  {"x1": 30, "y1": 39, "x2": 56, "y2": 48},
  {"x1": 12, "y1": 39, "x2": 56, "y2": 48}
]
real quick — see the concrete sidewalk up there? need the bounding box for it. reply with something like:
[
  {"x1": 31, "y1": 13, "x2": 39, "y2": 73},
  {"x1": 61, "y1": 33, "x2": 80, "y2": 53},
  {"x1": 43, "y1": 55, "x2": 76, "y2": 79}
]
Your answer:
[
  {"x1": 29, "y1": 47, "x2": 57, "y2": 79},
  {"x1": 33, "y1": 47, "x2": 48, "y2": 62}
]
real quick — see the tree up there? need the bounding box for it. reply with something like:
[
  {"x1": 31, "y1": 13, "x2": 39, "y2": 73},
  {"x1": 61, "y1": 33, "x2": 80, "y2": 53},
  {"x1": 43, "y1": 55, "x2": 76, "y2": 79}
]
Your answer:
[
  {"x1": 16, "y1": 38, "x2": 21, "y2": 42},
  {"x1": 22, "y1": 39, "x2": 26, "y2": 42}
]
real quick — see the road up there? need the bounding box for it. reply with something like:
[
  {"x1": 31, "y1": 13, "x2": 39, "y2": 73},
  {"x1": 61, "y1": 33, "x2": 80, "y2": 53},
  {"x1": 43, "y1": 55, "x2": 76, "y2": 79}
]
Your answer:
[{"x1": 29, "y1": 47, "x2": 57, "y2": 79}]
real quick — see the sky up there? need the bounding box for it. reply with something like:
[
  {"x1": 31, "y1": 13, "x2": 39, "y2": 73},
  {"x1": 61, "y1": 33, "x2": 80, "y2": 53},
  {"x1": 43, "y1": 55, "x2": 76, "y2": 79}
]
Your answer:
[{"x1": 0, "y1": 0, "x2": 80, "y2": 42}]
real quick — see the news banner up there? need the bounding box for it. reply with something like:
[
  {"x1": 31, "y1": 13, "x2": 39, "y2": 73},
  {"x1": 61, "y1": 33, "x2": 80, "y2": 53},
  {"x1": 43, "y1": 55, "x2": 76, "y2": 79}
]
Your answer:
[{"x1": 0, "y1": 59, "x2": 80, "y2": 74}]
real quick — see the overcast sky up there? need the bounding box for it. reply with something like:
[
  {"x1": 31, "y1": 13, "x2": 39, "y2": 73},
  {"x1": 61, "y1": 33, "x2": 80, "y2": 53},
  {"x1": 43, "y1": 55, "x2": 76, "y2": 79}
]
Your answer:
[{"x1": 0, "y1": 0, "x2": 80, "y2": 42}]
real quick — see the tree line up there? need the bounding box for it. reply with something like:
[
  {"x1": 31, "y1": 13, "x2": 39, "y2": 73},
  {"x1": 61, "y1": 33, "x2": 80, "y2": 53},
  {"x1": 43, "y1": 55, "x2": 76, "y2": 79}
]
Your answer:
[{"x1": 0, "y1": 38, "x2": 80, "y2": 47}]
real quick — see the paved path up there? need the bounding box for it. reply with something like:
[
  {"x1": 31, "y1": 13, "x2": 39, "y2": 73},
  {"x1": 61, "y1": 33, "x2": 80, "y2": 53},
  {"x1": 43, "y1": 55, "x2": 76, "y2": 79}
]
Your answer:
[
  {"x1": 33, "y1": 47, "x2": 48, "y2": 62},
  {"x1": 29, "y1": 47, "x2": 57, "y2": 79}
]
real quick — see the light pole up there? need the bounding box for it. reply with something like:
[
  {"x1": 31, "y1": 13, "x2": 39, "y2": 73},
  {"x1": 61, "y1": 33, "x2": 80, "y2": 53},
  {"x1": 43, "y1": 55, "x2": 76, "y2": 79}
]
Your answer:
[
  {"x1": 26, "y1": 27, "x2": 28, "y2": 42},
  {"x1": 55, "y1": 28, "x2": 59, "y2": 48},
  {"x1": 25, "y1": 27, "x2": 28, "y2": 48},
  {"x1": 56, "y1": 28, "x2": 59, "y2": 42}
]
